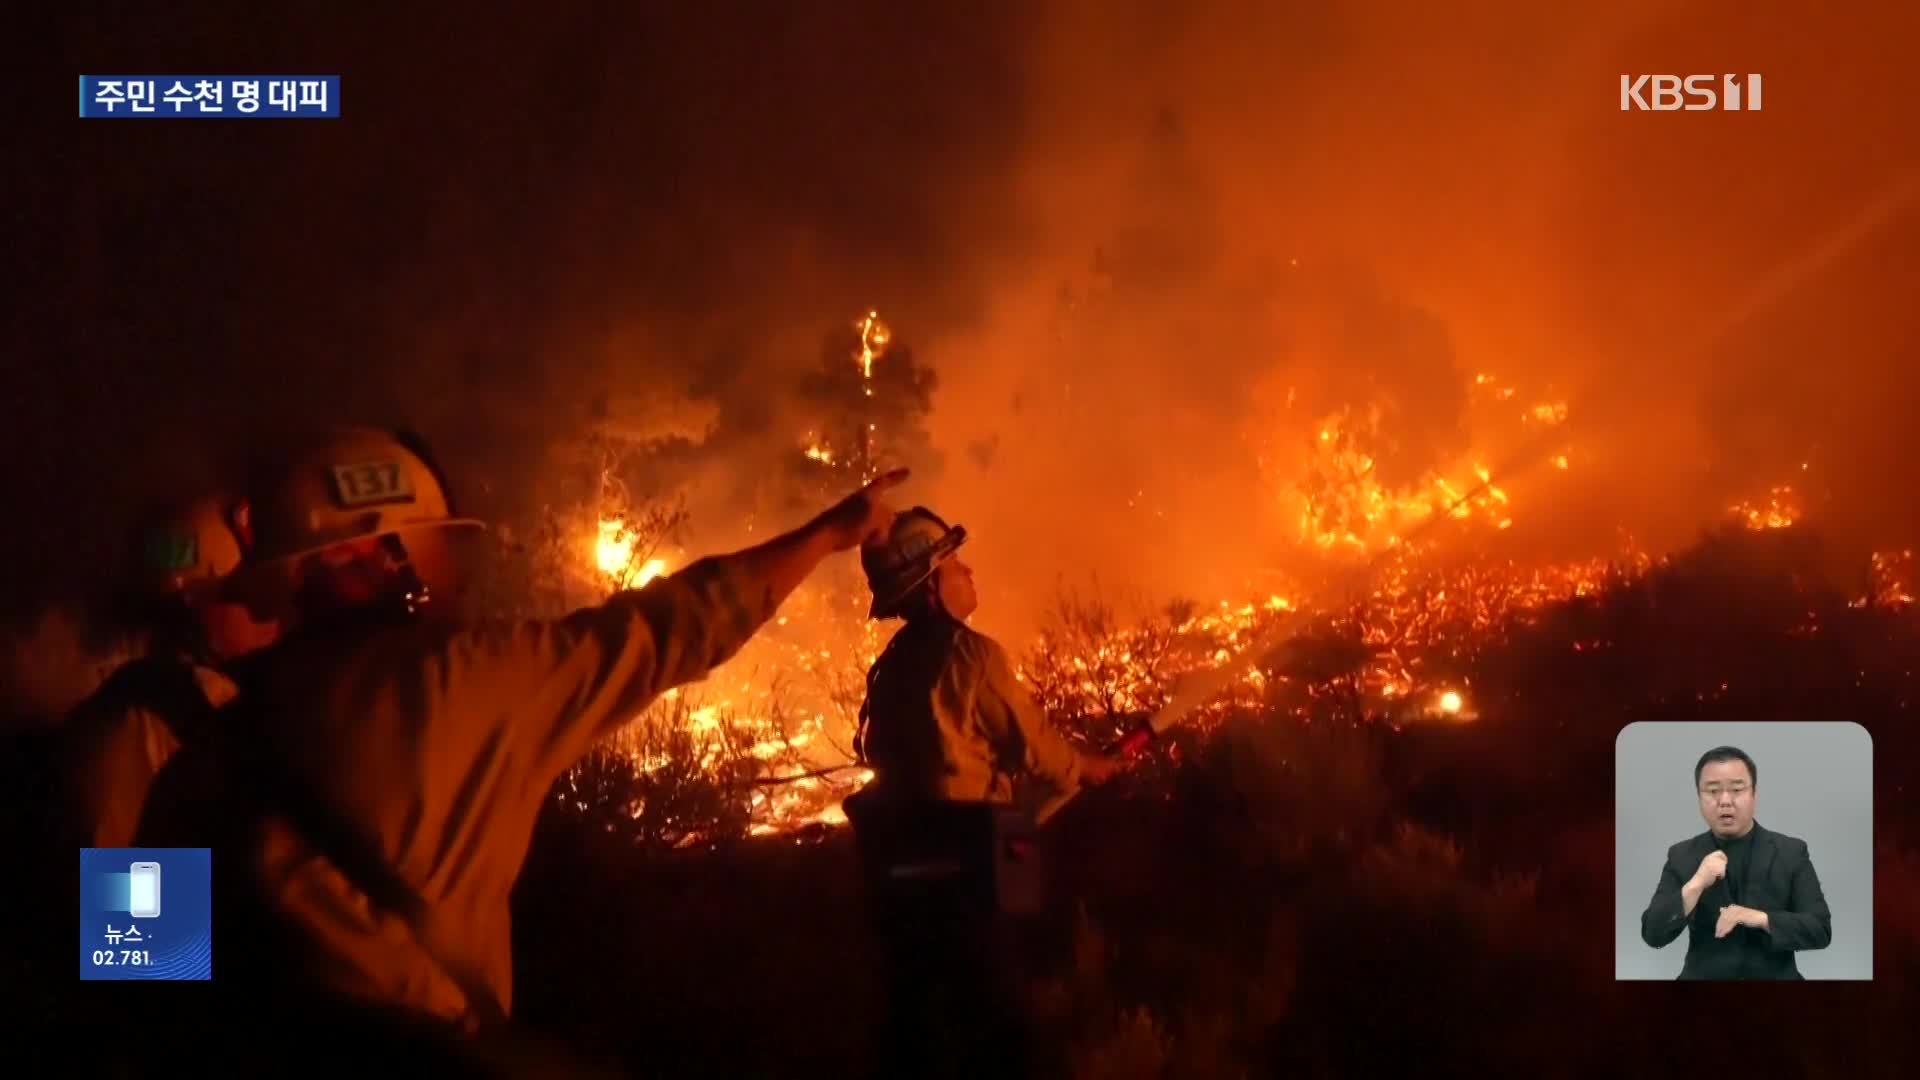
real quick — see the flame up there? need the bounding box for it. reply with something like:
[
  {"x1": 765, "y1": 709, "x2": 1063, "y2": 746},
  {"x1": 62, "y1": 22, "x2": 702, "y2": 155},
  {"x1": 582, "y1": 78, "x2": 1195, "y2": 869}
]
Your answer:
[
  {"x1": 1017, "y1": 544, "x2": 1649, "y2": 736},
  {"x1": 854, "y1": 310, "x2": 890, "y2": 380},
  {"x1": 577, "y1": 469, "x2": 1909, "y2": 844},
  {"x1": 1860, "y1": 549, "x2": 1915, "y2": 609},
  {"x1": 595, "y1": 518, "x2": 669, "y2": 586},
  {"x1": 594, "y1": 519, "x2": 635, "y2": 577},
  {"x1": 1261, "y1": 372, "x2": 1561, "y2": 556},
  {"x1": 850, "y1": 309, "x2": 892, "y2": 479},
  {"x1": 1729, "y1": 485, "x2": 1801, "y2": 530},
  {"x1": 570, "y1": 338, "x2": 1912, "y2": 845}
]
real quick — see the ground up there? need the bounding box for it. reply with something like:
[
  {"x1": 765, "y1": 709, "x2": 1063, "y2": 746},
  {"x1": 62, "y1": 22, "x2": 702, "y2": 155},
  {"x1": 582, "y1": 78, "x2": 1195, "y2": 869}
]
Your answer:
[{"x1": 506, "y1": 699, "x2": 1919, "y2": 1077}]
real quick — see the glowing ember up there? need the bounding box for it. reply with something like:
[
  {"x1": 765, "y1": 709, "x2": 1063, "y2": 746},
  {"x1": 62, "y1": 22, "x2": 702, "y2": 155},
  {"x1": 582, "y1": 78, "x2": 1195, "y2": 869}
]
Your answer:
[
  {"x1": 1439, "y1": 690, "x2": 1463, "y2": 713},
  {"x1": 1730, "y1": 485, "x2": 1801, "y2": 531},
  {"x1": 1860, "y1": 549, "x2": 1916, "y2": 609},
  {"x1": 1019, "y1": 544, "x2": 1650, "y2": 738}
]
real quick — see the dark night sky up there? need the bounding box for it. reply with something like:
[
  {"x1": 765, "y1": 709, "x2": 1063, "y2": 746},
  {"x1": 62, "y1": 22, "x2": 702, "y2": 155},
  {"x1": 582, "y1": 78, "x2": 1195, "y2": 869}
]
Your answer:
[{"x1": 9, "y1": 1, "x2": 1920, "y2": 632}]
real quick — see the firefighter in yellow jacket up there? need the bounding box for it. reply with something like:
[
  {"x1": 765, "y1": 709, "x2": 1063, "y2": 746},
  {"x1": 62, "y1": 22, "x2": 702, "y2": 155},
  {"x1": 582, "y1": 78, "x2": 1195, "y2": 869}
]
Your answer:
[
  {"x1": 137, "y1": 428, "x2": 906, "y2": 1070},
  {"x1": 62, "y1": 492, "x2": 280, "y2": 848},
  {"x1": 853, "y1": 507, "x2": 1116, "y2": 801},
  {"x1": 849, "y1": 506, "x2": 1118, "y2": 1079}
]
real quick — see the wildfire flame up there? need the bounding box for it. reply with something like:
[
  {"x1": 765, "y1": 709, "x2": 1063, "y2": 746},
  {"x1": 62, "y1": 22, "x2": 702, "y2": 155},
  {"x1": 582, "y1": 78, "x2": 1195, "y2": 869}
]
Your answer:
[
  {"x1": 855, "y1": 310, "x2": 890, "y2": 381},
  {"x1": 594, "y1": 519, "x2": 634, "y2": 577},
  {"x1": 1730, "y1": 485, "x2": 1801, "y2": 531},
  {"x1": 1858, "y1": 548, "x2": 1915, "y2": 609},
  {"x1": 1273, "y1": 403, "x2": 1519, "y2": 554},
  {"x1": 567, "y1": 334, "x2": 1911, "y2": 846},
  {"x1": 596, "y1": 518, "x2": 667, "y2": 586}
]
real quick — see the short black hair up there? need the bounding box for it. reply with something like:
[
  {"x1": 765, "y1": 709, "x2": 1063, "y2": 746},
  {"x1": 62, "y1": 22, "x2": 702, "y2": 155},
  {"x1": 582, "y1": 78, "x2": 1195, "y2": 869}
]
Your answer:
[{"x1": 1695, "y1": 746, "x2": 1757, "y2": 789}]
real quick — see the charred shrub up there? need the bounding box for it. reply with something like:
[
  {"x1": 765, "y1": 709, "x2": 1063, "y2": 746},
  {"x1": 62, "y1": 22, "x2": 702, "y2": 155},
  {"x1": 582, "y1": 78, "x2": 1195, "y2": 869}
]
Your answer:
[{"x1": 545, "y1": 698, "x2": 757, "y2": 853}]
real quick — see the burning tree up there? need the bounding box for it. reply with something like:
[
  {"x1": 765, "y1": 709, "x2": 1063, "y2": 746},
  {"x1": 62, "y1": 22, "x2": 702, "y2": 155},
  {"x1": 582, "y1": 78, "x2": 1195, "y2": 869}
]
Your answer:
[
  {"x1": 465, "y1": 405, "x2": 696, "y2": 624},
  {"x1": 527, "y1": 311, "x2": 952, "y2": 846},
  {"x1": 792, "y1": 311, "x2": 940, "y2": 494}
]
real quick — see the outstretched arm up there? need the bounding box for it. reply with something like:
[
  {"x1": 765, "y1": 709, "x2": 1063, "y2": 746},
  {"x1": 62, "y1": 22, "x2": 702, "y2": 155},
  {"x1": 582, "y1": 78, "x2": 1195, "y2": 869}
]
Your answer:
[{"x1": 500, "y1": 470, "x2": 908, "y2": 777}]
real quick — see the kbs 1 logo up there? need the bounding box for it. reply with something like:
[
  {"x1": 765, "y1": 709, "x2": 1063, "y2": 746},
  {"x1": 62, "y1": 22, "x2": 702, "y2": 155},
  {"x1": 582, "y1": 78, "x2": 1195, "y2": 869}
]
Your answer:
[{"x1": 1619, "y1": 74, "x2": 1763, "y2": 112}]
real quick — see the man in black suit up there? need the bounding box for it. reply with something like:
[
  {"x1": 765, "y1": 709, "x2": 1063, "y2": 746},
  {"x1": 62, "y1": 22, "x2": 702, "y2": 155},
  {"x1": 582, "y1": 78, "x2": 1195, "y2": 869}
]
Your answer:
[{"x1": 1640, "y1": 746, "x2": 1833, "y2": 979}]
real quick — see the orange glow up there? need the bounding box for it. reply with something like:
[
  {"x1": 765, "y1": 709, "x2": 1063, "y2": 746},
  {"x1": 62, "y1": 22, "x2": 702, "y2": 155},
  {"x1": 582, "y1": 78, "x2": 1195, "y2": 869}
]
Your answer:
[{"x1": 1729, "y1": 485, "x2": 1801, "y2": 531}]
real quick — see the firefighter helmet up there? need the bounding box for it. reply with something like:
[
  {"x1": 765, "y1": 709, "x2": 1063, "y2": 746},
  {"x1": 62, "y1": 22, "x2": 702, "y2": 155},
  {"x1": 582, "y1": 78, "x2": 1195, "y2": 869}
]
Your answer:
[
  {"x1": 129, "y1": 492, "x2": 248, "y2": 597},
  {"x1": 861, "y1": 506, "x2": 967, "y2": 619},
  {"x1": 238, "y1": 427, "x2": 485, "y2": 573}
]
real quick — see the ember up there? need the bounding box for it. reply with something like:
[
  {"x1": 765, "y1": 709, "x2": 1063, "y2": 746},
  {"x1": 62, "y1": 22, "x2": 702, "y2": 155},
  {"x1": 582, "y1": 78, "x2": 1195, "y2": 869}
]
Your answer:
[{"x1": 1730, "y1": 484, "x2": 1802, "y2": 531}]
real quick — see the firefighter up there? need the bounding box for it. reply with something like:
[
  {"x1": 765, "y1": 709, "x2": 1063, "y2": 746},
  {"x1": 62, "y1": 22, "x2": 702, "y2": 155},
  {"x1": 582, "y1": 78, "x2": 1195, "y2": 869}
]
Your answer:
[
  {"x1": 847, "y1": 506, "x2": 1120, "y2": 1079},
  {"x1": 61, "y1": 491, "x2": 280, "y2": 848},
  {"x1": 136, "y1": 427, "x2": 907, "y2": 1073}
]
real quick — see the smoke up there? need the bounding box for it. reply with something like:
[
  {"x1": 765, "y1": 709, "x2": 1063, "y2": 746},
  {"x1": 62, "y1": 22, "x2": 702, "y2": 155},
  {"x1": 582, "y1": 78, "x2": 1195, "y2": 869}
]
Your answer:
[
  {"x1": 10, "y1": 0, "x2": 1918, "y2": 646},
  {"x1": 912, "y1": 0, "x2": 1920, "y2": 637}
]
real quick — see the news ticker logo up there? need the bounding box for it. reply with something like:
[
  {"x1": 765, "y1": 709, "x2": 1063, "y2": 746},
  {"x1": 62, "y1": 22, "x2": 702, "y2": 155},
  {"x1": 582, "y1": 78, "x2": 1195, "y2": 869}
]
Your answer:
[
  {"x1": 78, "y1": 76, "x2": 340, "y2": 118},
  {"x1": 79, "y1": 848, "x2": 212, "y2": 981}
]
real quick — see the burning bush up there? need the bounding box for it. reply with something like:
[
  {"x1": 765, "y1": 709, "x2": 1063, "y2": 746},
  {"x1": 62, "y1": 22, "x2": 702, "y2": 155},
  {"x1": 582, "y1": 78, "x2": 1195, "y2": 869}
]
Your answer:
[
  {"x1": 1022, "y1": 584, "x2": 1189, "y2": 726},
  {"x1": 548, "y1": 695, "x2": 761, "y2": 851}
]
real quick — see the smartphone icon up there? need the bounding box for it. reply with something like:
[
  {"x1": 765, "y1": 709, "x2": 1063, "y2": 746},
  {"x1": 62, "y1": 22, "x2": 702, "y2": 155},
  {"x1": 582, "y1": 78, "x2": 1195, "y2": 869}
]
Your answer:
[{"x1": 129, "y1": 862, "x2": 161, "y2": 919}]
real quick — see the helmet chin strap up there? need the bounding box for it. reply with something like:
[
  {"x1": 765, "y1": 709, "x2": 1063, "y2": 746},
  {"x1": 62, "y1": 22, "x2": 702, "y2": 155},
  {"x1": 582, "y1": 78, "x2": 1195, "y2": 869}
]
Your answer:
[
  {"x1": 382, "y1": 534, "x2": 435, "y2": 616},
  {"x1": 293, "y1": 533, "x2": 435, "y2": 624},
  {"x1": 899, "y1": 576, "x2": 947, "y2": 623}
]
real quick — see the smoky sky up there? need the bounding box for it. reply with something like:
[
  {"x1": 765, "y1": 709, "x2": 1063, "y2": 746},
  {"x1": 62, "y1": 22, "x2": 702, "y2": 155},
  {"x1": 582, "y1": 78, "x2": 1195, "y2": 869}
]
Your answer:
[{"x1": 9, "y1": 1, "x2": 1919, "y2": 639}]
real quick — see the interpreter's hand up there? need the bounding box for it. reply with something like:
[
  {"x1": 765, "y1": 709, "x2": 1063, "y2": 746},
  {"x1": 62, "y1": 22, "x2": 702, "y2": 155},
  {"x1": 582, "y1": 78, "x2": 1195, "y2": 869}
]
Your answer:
[
  {"x1": 1715, "y1": 904, "x2": 1765, "y2": 938},
  {"x1": 815, "y1": 468, "x2": 910, "y2": 551},
  {"x1": 1692, "y1": 850, "x2": 1728, "y2": 889}
]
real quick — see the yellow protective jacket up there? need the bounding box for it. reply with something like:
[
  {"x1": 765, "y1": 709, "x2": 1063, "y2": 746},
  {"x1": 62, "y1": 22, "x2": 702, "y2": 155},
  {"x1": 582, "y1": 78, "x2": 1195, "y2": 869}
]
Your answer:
[
  {"x1": 858, "y1": 615, "x2": 1083, "y2": 804},
  {"x1": 63, "y1": 656, "x2": 237, "y2": 849},
  {"x1": 160, "y1": 553, "x2": 781, "y2": 1025}
]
